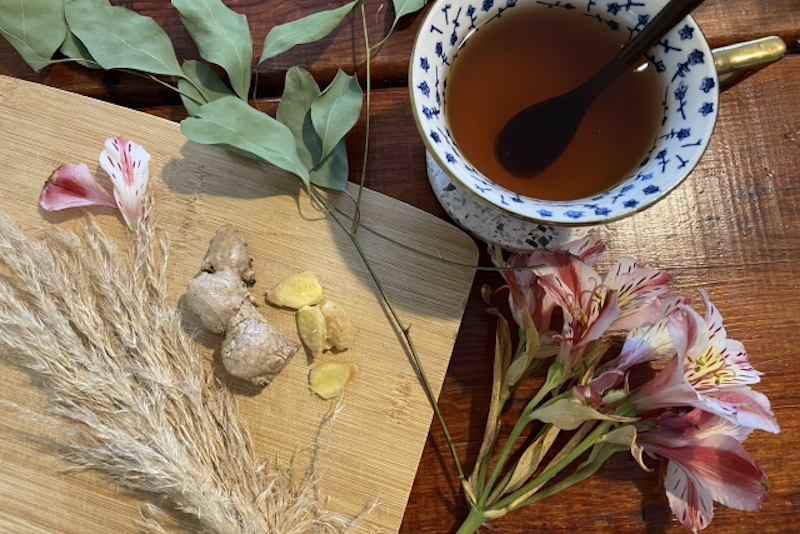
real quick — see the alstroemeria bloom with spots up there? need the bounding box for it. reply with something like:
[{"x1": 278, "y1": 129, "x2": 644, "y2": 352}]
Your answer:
[
  {"x1": 639, "y1": 409, "x2": 768, "y2": 532},
  {"x1": 630, "y1": 289, "x2": 779, "y2": 433}
]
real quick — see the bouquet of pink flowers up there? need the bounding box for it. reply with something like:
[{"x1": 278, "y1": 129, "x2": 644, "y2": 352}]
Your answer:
[{"x1": 455, "y1": 237, "x2": 779, "y2": 534}]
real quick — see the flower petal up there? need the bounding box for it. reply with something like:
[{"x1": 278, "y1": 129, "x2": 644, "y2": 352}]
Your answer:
[
  {"x1": 704, "y1": 387, "x2": 780, "y2": 434},
  {"x1": 664, "y1": 460, "x2": 715, "y2": 532},
  {"x1": 39, "y1": 163, "x2": 117, "y2": 211},
  {"x1": 99, "y1": 137, "x2": 150, "y2": 229}
]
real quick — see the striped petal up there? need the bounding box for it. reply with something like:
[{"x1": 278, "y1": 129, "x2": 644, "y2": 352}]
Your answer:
[{"x1": 99, "y1": 137, "x2": 150, "y2": 230}]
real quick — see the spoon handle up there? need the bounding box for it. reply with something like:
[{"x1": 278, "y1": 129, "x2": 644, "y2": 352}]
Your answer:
[{"x1": 618, "y1": 0, "x2": 707, "y2": 67}]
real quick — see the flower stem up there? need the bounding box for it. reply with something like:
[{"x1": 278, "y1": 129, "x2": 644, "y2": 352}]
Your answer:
[
  {"x1": 490, "y1": 420, "x2": 614, "y2": 512},
  {"x1": 477, "y1": 362, "x2": 564, "y2": 506},
  {"x1": 455, "y1": 507, "x2": 487, "y2": 534}
]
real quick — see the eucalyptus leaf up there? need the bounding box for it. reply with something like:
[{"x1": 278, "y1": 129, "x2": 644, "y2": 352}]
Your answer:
[
  {"x1": 60, "y1": 30, "x2": 99, "y2": 69},
  {"x1": 391, "y1": 0, "x2": 426, "y2": 22},
  {"x1": 178, "y1": 60, "x2": 235, "y2": 116},
  {"x1": 171, "y1": 0, "x2": 253, "y2": 101},
  {"x1": 309, "y1": 140, "x2": 349, "y2": 190},
  {"x1": 180, "y1": 96, "x2": 309, "y2": 182},
  {"x1": 277, "y1": 66, "x2": 322, "y2": 170},
  {"x1": 276, "y1": 67, "x2": 350, "y2": 191},
  {"x1": 311, "y1": 69, "x2": 363, "y2": 160},
  {"x1": 258, "y1": 0, "x2": 361, "y2": 64},
  {"x1": 0, "y1": 0, "x2": 66, "y2": 72},
  {"x1": 65, "y1": 0, "x2": 183, "y2": 77}
]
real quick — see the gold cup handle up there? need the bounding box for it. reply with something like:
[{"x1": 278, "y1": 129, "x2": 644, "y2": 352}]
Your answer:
[{"x1": 712, "y1": 36, "x2": 787, "y2": 87}]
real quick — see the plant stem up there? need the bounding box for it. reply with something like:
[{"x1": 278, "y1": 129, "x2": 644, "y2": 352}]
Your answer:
[
  {"x1": 477, "y1": 362, "x2": 564, "y2": 506},
  {"x1": 310, "y1": 188, "x2": 468, "y2": 487},
  {"x1": 489, "y1": 420, "x2": 614, "y2": 512},
  {"x1": 455, "y1": 507, "x2": 487, "y2": 534},
  {"x1": 352, "y1": 4, "x2": 373, "y2": 233}
]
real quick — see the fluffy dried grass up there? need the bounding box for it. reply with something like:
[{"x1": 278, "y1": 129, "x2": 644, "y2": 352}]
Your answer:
[{"x1": 0, "y1": 204, "x2": 368, "y2": 534}]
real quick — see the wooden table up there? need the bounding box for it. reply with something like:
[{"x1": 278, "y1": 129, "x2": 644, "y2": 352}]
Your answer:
[{"x1": 2, "y1": 1, "x2": 799, "y2": 533}]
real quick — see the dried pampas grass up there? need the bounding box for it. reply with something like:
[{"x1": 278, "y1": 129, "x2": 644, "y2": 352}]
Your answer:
[{"x1": 0, "y1": 204, "x2": 368, "y2": 534}]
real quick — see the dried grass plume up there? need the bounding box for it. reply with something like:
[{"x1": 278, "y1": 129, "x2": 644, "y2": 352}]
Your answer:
[{"x1": 0, "y1": 203, "x2": 368, "y2": 533}]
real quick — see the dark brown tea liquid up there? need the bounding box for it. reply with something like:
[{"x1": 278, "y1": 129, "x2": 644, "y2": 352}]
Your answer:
[{"x1": 445, "y1": 4, "x2": 664, "y2": 201}]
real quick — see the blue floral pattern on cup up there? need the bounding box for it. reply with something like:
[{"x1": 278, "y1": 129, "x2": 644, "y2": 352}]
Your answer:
[{"x1": 410, "y1": 0, "x2": 719, "y2": 239}]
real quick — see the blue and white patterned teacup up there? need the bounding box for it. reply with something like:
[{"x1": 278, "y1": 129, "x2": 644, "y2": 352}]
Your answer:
[{"x1": 410, "y1": 0, "x2": 783, "y2": 251}]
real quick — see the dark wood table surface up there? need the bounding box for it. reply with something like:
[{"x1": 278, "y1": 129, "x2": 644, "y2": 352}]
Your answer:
[{"x1": 2, "y1": 1, "x2": 800, "y2": 533}]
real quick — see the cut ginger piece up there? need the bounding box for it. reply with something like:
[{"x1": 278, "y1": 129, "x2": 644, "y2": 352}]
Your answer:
[
  {"x1": 296, "y1": 305, "x2": 326, "y2": 358},
  {"x1": 320, "y1": 300, "x2": 352, "y2": 351},
  {"x1": 267, "y1": 271, "x2": 323, "y2": 309},
  {"x1": 309, "y1": 361, "x2": 356, "y2": 399}
]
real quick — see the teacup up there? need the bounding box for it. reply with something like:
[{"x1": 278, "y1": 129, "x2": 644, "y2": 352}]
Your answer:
[{"x1": 409, "y1": 0, "x2": 785, "y2": 251}]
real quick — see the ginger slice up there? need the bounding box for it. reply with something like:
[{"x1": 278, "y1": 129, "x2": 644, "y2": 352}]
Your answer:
[
  {"x1": 309, "y1": 361, "x2": 356, "y2": 399},
  {"x1": 296, "y1": 305, "x2": 327, "y2": 358},
  {"x1": 267, "y1": 271, "x2": 323, "y2": 309},
  {"x1": 320, "y1": 300, "x2": 352, "y2": 351}
]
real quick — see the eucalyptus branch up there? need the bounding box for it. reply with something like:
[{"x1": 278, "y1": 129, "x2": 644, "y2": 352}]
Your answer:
[{"x1": 352, "y1": 4, "x2": 373, "y2": 233}]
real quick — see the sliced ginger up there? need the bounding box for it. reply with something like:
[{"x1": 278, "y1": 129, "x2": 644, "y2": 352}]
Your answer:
[
  {"x1": 309, "y1": 361, "x2": 356, "y2": 399},
  {"x1": 267, "y1": 271, "x2": 323, "y2": 309},
  {"x1": 296, "y1": 305, "x2": 327, "y2": 358},
  {"x1": 320, "y1": 300, "x2": 352, "y2": 351}
]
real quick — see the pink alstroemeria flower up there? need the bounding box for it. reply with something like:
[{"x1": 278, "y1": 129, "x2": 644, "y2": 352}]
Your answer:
[
  {"x1": 639, "y1": 409, "x2": 768, "y2": 532},
  {"x1": 630, "y1": 290, "x2": 779, "y2": 433},
  {"x1": 99, "y1": 137, "x2": 150, "y2": 230},
  {"x1": 39, "y1": 163, "x2": 117, "y2": 211},
  {"x1": 532, "y1": 248, "x2": 670, "y2": 370}
]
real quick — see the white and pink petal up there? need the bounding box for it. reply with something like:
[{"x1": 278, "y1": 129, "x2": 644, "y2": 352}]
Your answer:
[{"x1": 99, "y1": 137, "x2": 150, "y2": 230}]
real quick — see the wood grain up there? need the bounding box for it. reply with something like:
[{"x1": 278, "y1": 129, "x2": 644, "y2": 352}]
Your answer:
[
  {"x1": 0, "y1": 0, "x2": 797, "y2": 107},
  {"x1": 0, "y1": 75, "x2": 479, "y2": 534}
]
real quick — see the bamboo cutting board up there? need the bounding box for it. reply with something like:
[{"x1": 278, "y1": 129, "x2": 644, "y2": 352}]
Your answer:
[{"x1": 0, "y1": 75, "x2": 478, "y2": 534}]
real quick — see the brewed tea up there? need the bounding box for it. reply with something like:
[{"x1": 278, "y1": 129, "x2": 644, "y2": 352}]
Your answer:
[{"x1": 445, "y1": 5, "x2": 664, "y2": 201}]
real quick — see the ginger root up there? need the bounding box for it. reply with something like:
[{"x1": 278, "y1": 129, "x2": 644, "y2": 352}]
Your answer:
[{"x1": 186, "y1": 225, "x2": 298, "y2": 386}]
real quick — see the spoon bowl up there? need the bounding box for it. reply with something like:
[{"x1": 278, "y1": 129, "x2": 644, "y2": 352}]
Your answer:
[{"x1": 495, "y1": 0, "x2": 707, "y2": 177}]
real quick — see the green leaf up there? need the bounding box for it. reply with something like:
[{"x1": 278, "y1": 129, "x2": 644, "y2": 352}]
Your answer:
[
  {"x1": 276, "y1": 67, "x2": 350, "y2": 191},
  {"x1": 178, "y1": 60, "x2": 235, "y2": 116},
  {"x1": 171, "y1": 0, "x2": 253, "y2": 101},
  {"x1": 391, "y1": 0, "x2": 426, "y2": 22},
  {"x1": 528, "y1": 399, "x2": 636, "y2": 431},
  {"x1": 59, "y1": 30, "x2": 100, "y2": 69},
  {"x1": 65, "y1": 0, "x2": 183, "y2": 76},
  {"x1": 258, "y1": 0, "x2": 361, "y2": 64},
  {"x1": 311, "y1": 69, "x2": 362, "y2": 160},
  {"x1": 180, "y1": 96, "x2": 309, "y2": 182},
  {"x1": 503, "y1": 425, "x2": 560, "y2": 494},
  {"x1": 0, "y1": 0, "x2": 66, "y2": 72},
  {"x1": 277, "y1": 66, "x2": 322, "y2": 169}
]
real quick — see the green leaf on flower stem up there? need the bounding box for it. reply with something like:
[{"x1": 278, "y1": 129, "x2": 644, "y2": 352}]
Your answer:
[
  {"x1": 311, "y1": 69, "x2": 363, "y2": 161},
  {"x1": 469, "y1": 313, "x2": 512, "y2": 490},
  {"x1": 276, "y1": 67, "x2": 350, "y2": 191},
  {"x1": 180, "y1": 96, "x2": 309, "y2": 183},
  {"x1": 503, "y1": 425, "x2": 560, "y2": 495},
  {"x1": 178, "y1": 60, "x2": 235, "y2": 116},
  {"x1": 391, "y1": 0, "x2": 426, "y2": 23},
  {"x1": 528, "y1": 399, "x2": 636, "y2": 431},
  {"x1": 59, "y1": 30, "x2": 100, "y2": 69},
  {"x1": 505, "y1": 307, "x2": 541, "y2": 388},
  {"x1": 258, "y1": 0, "x2": 362, "y2": 64},
  {"x1": 171, "y1": 0, "x2": 253, "y2": 101},
  {"x1": 593, "y1": 425, "x2": 648, "y2": 471},
  {"x1": 0, "y1": 0, "x2": 66, "y2": 72},
  {"x1": 65, "y1": 0, "x2": 182, "y2": 77}
]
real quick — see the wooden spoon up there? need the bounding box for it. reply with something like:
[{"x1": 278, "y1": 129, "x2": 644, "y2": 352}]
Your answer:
[{"x1": 494, "y1": 0, "x2": 707, "y2": 177}]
